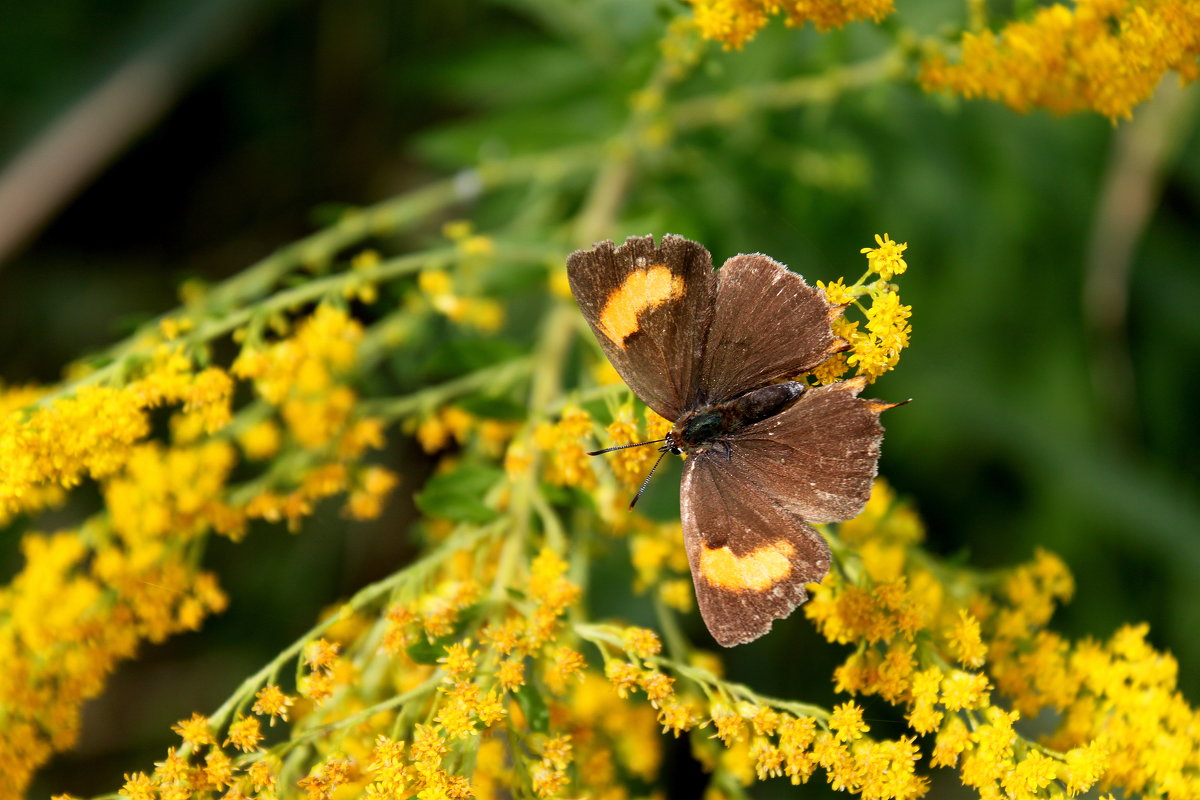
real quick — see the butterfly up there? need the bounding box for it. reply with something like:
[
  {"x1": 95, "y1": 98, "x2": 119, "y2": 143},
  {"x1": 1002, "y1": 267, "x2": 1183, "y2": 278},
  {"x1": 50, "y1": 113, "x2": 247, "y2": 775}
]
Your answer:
[{"x1": 566, "y1": 234, "x2": 898, "y2": 646}]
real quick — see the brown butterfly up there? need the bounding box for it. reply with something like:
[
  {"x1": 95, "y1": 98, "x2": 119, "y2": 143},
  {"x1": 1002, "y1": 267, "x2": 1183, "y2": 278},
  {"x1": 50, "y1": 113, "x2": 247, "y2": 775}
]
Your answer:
[{"x1": 567, "y1": 234, "x2": 899, "y2": 646}]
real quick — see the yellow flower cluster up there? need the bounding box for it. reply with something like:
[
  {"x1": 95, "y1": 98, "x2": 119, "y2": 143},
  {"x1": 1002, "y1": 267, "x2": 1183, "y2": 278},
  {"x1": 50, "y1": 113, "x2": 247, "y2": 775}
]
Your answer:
[
  {"x1": 688, "y1": 0, "x2": 896, "y2": 49},
  {"x1": 814, "y1": 233, "x2": 912, "y2": 384},
  {"x1": 139, "y1": 542, "x2": 602, "y2": 800},
  {"x1": 39, "y1": 225, "x2": 1193, "y2": 800},
  {"x1": 233, "y1": 304, "x2": 364, "y2": 446},
  {"x1": 920, "y1": 0, "x2": 1200, "y2": 121},
  {"x1": 0, "y1": 347, "x2": 232, "y2": 520},
  {"x1": 1, "y1": 528, "x2": 228, "y2": 797},
  {"x1": 804, "y1": 481, "x2": 1200, "y2": 799},
  {"x1": 104, "y1": 440, "x2": 237, "y2": 545},
  {"x1": 581, "y1": 622, "x2": 927, "y2": 799},
  {"x1": 599, "y1": 404, "x2": 654, "y2": 491},
  {"x1": 1, "y1": 306, "x2": 398, "y2": 796},
  {"x1": 630, "y1": 518, "x2": 695, "y2": 611},
  {"x1": 411, "y1": 223, "x2": 505, "y2": 333},
  {"x1": 120, "y1": 689, "x2": 296, "y2": 799},
  {"x1": 534, "y1": 405, "x2": 597, "y2": 489},
  {"x1": 88, "y1": 397, "x2": 1199, "y2": 800},
  {"x1": 383, "y1": 576, "x2": 485, "y2": 650},
  {"x1": 228, "y1": 306, "x2": 395, "y2": 525},
  {"x1": 298, "y1": 638, "x2": 345, "y2": 706},
  {"x1": 415, "y1": 405, "x2": 517, "y2": 458},
  {"x1": 418, "y1": 269, "x2": 504, "y2": 333}
]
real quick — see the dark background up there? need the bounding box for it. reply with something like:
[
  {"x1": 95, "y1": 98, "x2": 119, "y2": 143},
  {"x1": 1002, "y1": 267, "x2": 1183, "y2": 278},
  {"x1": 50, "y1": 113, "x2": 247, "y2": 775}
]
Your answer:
[{"x1": 3, "y1": 0, "x2": 1197, "y2": 795}]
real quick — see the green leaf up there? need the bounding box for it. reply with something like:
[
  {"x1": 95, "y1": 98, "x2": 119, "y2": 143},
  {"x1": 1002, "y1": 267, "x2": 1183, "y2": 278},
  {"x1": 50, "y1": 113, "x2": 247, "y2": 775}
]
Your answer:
[
  {"x1": 415, "y1": 464, "x2": 504, "y2": 523},
  {"x1": 515, "y1": 678, "x2": 550, "y2": 733},
  {"x1": 406, "y1": 638, "x2": 444, "y2": 665}
]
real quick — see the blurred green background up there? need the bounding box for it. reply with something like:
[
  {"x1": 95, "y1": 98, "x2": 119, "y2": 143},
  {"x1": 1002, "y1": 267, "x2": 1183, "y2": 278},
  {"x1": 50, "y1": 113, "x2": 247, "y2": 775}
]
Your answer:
[{"x1": 3, "y1": 0, "x2": 1198, "y2": 795}]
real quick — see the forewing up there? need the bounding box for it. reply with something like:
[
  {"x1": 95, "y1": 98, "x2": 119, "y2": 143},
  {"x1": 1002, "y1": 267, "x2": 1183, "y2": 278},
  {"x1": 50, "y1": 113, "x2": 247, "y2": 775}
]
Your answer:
[
  {"x1": 567, "y1": 234, "x2": 716, "y2": 420},
  {"x1": 681, "y1": 452, "x2": 831, "y2": 647},
  {"x1": 697, "y1": 253, "x2": 843, "y2": 404},
  {"x1": 731, "y1": 378, "x2": 887, "y2": 524}
]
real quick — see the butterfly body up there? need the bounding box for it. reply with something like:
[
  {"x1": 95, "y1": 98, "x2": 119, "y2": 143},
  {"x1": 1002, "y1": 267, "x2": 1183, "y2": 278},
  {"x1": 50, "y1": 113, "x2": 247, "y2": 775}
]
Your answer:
[
  {"x1": 667, "y1": 381, "x2": 806, "y2": 456},
  {"x1": 566, "y1": 234, "x2": 895, "y2": 646}
]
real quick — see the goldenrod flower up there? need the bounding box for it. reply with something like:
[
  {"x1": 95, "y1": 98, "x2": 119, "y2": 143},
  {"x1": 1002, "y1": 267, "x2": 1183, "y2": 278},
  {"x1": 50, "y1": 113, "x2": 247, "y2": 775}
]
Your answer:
[
  {"x1": 604, "y1": 405, "x2": 653, "y2": 491},
  {"x1": 921, "y1": 0, "x2": 1200, "y2": 121},
  {"x1": 536, "y1": 405, "x2": 597, "y2": 489},
  {"x1": 530, "y1": 759, "x2": 569, "y2": 798},
  {"x1": 297, "y1": 756, "x2": 353, "y2": 799},
  {"x1": 247, "y1": 759, "x2": 277, "y2": 792},
  {"x1": 949, "y1": 609, "x2": 987, "y2": 668},
  {"x1": 1002, "y1": 749, "x2": 1059, "y2": 796},
  {"x1": 252, "y1": 684, "x2": 295, "y2": 725},
  {"x1": 861, "y1": 233, "x2": 908, "y2": 280},
  {"x1": 1062, "y1": 741, "x2": 1108, "y2": 795},
  {"x1": 709, "y1": 702, "x2": 746, "y2": 745},
  {"x1": 544, "y1": 647, "x2": 587, "y2": 694},
  {"x1": 541, "y1": 734, "x2": 573, "y2": 771},
  {"x1": 689, "y1": 0, "x2": 897, "y2": 49},
  {"x1": 496, "y1": 657, "x2": 526, "y2": 691},
  {"x1": 939, "y1": 670, "x2": 991, "y2": 711},
  {"x1": 237, "y1": 419, "x2": 282, "y2": 460},
  {"x1": 409, "y1": 723, "x2": 447, "y2": 765},
  {"x1": 931, "y1": 715, "x2": 970, "y2": 768},
  {"x1": 436, "y1": 681, "x2": 484, "y2": 738},
  {"x1": 299, "y1": 670, "x2": 335, "y2": 704},
  {"x1": 817, "y1": 277, "x2": 856, "y2": 306},
  {"x1": 171, "y1": 712, "x2": 215, "y2": 748},
  {"x1": 829, "y1": 700, "x2": 870, "y2": 742},
  {"x1": 605, "y1": 661, "x2": 642, "y2": 699},
  {"x1": 152, "y1": 746, "x2": 190, "y2": 784},
  {"x1": 204, "y1": 748, "x2": 235, "y2": 790},
  {"x1": 120, "y1": 772, "x2": 155, "y2": 800},
  {"x1": 658, "y1": 577, "x2": 695, "y2": 612},
  {"x1": 638, "y1": 669, "x2": 676, "y2": 708},
  {"x1": 438, "y1": 641, "x2": 477, "y2": 678},
  {"x1": 658, "y1": 699, "x2": 701, "y2": 736},
  {"x1": 620, "y1": 626, "x2": 662, "y2": 659},
  {"x1": 224, "y1": 715, "x2": 263, "y2": 752}
]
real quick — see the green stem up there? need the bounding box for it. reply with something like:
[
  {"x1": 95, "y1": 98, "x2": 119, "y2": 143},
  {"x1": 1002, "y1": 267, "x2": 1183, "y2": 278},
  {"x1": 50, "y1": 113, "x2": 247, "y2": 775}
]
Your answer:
[
  {"x1": 278, "y1": 671, "x2": 444, "y2": 756},
  {"x1": 362, "y1": 356, "x2": 535, "y2": 419},
  {"x1": 34, "y1": 235, "x2": 560, "y2": 410},
  {"x1": 34, "y1": 247, "x2": 450, "y2": 407},
  {"x1": 671, "y1": 50, "x2": 906, "y2": 131},
  {"x1": 201, "y1": 522, "x2": 501, "y2": 737},
  {"x1": 575, "y1": 623, "x2": 830, "y2": 721},
  {"x1": 653, "y1": 593, "x2": 691, "y2": 663}
]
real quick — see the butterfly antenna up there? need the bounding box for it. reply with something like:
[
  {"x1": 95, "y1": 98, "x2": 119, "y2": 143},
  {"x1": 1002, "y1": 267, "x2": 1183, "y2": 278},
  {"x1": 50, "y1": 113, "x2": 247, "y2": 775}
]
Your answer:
[
  {"x1": 587, "y1": 438, "x2": 665, "y2": 456},
  {"x1": 629, "y1": 448, "x2": 670, "y2": 511}
]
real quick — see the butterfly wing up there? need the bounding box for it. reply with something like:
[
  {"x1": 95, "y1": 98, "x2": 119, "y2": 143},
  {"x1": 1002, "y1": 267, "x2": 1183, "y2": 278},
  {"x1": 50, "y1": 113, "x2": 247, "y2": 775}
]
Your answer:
[
  {"x1": 681, "y1": 451, "x2": 832, "y2": 646},
  {"x1": 567, "y1": 234, "x2": 716, "y2": 420},
  {"x1": 680, "y1": 378, "x2": 889, "y2": 646},
  {"x1": 696, "y1": 253, "x2": 844, "y2": 404},
  {"x1": 730, "y1": 377, "x2": 887, "y2": 524}
]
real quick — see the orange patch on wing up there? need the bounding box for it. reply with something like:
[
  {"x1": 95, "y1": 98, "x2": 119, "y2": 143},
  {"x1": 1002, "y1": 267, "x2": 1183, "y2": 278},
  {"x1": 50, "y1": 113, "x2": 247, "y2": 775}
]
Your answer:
[
  {"x1": 699, "y1": 539, "x2": 795, "y2": 592},
  {"x1": 597, "y1": 265, "x2": 685, "y2": 349}
]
